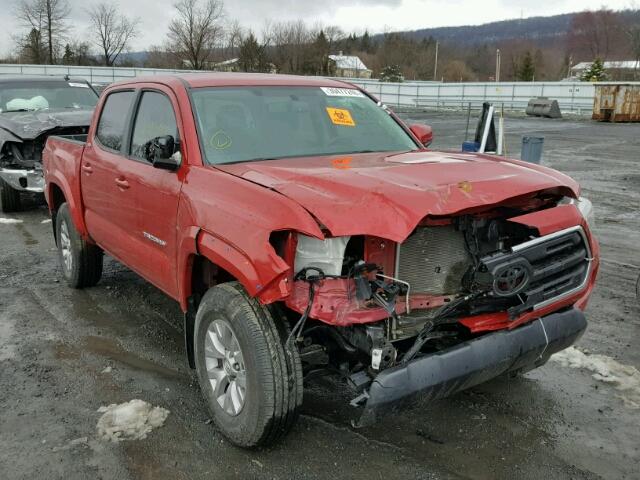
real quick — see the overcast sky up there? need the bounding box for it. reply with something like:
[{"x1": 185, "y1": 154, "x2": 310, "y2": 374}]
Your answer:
[{"x1": 0, "y1": 0, "x2": 635, "y2": 57}]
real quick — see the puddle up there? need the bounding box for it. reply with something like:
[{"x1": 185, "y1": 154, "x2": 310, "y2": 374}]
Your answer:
[
  {"x1": 84, "y1": 336, "x2": 183, "y2": 380},
  {"x1": 14, "y1": 223, "x2": 38, "y2": 246},
  {"x1": 69, "y1": 290, "x2": 132, "y2": 336},
  {"x1": 54, "y1": 343, "x2": 80, "y2": 360}
]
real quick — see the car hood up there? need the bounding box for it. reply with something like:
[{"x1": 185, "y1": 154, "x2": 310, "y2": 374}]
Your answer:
[
  {"x1": 217, "y1": 150, "x2": 580, "y2": 242},
  {"x1": 0, "y1": 108, "x2": 94, "y2": 141}
]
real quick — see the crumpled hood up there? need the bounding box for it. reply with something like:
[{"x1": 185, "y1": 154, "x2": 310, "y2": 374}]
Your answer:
[
  {"x1": 0, "y1": 108, "x2": 93, "y2": 141},
  {"x1": 217, "y1": 150, "x2": 580, "y2": 242}
]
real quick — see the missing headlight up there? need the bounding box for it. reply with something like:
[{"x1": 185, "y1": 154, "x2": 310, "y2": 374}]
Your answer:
[{"x1": 294, "y1": 235, "x2": 350, "y2": 277}]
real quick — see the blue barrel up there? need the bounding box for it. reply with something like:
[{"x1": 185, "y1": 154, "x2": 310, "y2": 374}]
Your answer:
[
  {"x1": 462, "y1": 141, "x2": 480, "y2": 152},
  {"x1": 521, "y1": 136, "x2": 544, "y2": 164}
]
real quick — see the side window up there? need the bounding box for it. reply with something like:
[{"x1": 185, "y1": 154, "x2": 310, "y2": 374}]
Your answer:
[
  {"x1": 95, "y1": 91, "x2": 135, "y2": 151},
  {"x1": 130, "y1": 91, "x2": 178, "y2": 161}
]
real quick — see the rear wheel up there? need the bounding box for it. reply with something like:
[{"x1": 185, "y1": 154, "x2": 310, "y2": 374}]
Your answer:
[
  {"x1": 55, "y1": 203, "x2": 103, "y2": 288},
  {"x1": 0, "y1": 178, "x2": 22, "y2": 213},
  {"x1": 194, "y1": 282, "x2": 302, "y2": 448}
]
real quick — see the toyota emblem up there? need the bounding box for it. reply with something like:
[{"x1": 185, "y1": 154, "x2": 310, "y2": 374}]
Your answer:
[{"x1": 494, "y1": 264, "x2": 530, "y2": 296}]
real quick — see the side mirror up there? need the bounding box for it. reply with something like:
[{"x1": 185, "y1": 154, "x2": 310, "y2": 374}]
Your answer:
[
  {"x1": 146, "y1": 135, "x2": 181, "y2": 171},
  {"x1": 409, "y1": 124, "x2": 433, "y2": 147}
]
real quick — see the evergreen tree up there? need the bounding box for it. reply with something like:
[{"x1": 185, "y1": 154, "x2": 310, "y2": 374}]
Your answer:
[
  {"x1": 237, "y1": 32, "x2": 269, "y2": 73},
  {"x1": 380, "y1": 65, "x2": 404, "y2": 82},
  {"x1": 62, "y1": 44, "x2": 74, "y2": 65},
  {"x1": 360, "y1": 30, "x2": 372, "y2": 54},
  {"x1": 313, "y1": 30, "x2": 330, "y2": 75},
  {"x1": 518, "y1": 51, "x2": 535, "y2": 81},
  {"x1": 580, "y1": 58, "x2": 607, "y2": 82}
]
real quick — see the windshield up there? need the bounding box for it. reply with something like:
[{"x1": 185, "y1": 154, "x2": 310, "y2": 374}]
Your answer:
[
  {"x1": 0, "y1": 80, "x2": 98, "y2": 113},
  {"x1": 191, "y1": 86, "x2": 418, "y2": 164}
]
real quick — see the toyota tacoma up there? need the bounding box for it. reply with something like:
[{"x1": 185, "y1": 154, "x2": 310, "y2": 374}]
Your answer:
[{"x1": 42, "y1": 74, "x2": 599, "y2": 448}]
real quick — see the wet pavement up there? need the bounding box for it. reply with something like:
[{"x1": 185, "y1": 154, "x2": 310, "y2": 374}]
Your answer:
[{"x1": 1, "y1": 112, "x2": 639, "y2": 479}]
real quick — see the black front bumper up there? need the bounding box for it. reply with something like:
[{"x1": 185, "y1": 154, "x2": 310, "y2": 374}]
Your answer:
[{"x1": 357, "y1": 308, "x2": 587, "y2": 426}]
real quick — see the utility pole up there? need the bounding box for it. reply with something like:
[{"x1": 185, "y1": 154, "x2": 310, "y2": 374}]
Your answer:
[
  {"x1": 433, "y1": 41, "x2": 439, "y2": 81},
  {"x1": 495, "y1": 49, "x2": 501, "y2": 82}
]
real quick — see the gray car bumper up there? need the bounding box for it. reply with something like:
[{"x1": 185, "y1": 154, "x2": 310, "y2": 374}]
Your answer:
[
  {"x1": 356, "y1": 308, "x2": 587, "y2": 426},
  {"x1": 0, "y1": 168, "x2": 45, "y2": 193}
]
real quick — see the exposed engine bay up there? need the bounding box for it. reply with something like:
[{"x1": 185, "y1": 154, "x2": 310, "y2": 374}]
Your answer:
[{"x1": 276, "y1": 197, "x2": 593, "y2": 402}]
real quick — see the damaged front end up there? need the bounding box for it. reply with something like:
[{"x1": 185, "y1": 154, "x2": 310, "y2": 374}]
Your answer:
[
  {"x1": 0, "y1": 126, "x2": 88, "y2": 193},
  {"x1": 278, "y1": 196, "x2": 597, "y2": 426}
]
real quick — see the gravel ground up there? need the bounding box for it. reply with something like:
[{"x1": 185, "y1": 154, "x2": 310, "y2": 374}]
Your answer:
[{"x1": 0, "y1": 112, "x2": 639, "y2": 480}]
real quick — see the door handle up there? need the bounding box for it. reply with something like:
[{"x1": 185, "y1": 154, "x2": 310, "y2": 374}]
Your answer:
[
  {"x1": 114, "y1": 178, "x2": 130, "y2": 189},
  {"x1": 81, "y1": 163, "x2": 93, "y2": 174}
]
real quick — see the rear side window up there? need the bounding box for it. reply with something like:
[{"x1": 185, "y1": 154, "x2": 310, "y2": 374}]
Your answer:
[
  {"x1": 96, "y1": 91, "x2": 135, "y2": 151},
  {"x1": 130, "y1": 91, "x2": 178, "y2": 161}
]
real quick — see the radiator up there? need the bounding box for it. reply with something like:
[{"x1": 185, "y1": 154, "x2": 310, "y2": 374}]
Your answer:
[{"x1": 395, "y1": 226, "x2": 473, "y2": 295}]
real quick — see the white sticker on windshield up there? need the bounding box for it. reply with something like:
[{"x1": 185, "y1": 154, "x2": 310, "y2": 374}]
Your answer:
[
  {"x1": 320, "y1": 87, "x2": 365, "y2": 98},
  {"x1": 68, "y1": 82, "x2": 89, "y2": 88}
]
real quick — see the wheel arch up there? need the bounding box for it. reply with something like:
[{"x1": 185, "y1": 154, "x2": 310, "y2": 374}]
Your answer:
[
  {"x1": 179, "y1": 228, "x2": 293, "y2": 368},
  {"x1": 46, "y1": 178, "x2": 89, "y2": 241}
]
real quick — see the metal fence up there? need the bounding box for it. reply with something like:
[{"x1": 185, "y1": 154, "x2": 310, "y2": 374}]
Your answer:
[
  {"x1": 3, "y1": 63, "x2": 638, "y2": 114},
  {"x1": 346, "y1": 79, "x2": 597, "y2": 114}
]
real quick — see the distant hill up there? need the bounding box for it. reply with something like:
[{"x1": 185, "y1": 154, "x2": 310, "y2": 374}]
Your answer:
[
  {"x1": 381, "y1": 10, "x2": 640, "y2": 47},
  {"x1": 398, "y1": 14, "x2": 573, "y2": 46},
  {"x1": 115, "y1": 51, "x2": 149, "y2": 65}
]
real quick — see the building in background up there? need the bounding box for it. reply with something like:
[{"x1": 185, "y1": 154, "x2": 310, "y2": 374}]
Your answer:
[
  {"x1": 570, "y1": 61, "x2": 640, "y2": 81},
  {"x1": 329, "y1": 53, "x2": 372, "y2": 79}
]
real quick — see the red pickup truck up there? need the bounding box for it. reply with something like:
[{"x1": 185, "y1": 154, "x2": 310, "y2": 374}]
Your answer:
[{"x1": 43, "y1": 74, "x2": 599, "y2": 448}]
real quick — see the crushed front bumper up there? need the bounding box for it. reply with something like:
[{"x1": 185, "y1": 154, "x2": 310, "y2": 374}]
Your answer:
[
  {"x1": 356, "y1": 308, "x2": 586, "y2": 426},
  {"x1": 0, "y1": 168, "x2": 45, "y2": 193}
]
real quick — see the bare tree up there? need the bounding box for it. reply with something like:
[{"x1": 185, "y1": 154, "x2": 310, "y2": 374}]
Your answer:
[
  {"x1": 167, "y1": 0, "x2": 225, "y2": 70},
  {"x1": 87, "y1": 3, "x2": 139, "y2": 66},
  {"x1": 628, "y1": 26, "x2": 640, "y2": 80},
  {"x1": 264, "y1": 20, "x2": 312, "y2": 73},
  {"x1": 224, "y1": 19, "x2": 244, "y2": 59},
  {"x1": 15, "y1": 0, "x2": 71, "y2": 64},
  {"x1": 567, "y1": 9, "x2": 624, "y2": 61}
]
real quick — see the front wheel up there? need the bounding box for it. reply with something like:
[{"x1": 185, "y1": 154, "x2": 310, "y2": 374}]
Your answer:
[
  {"x1": 55, "y1": 203, "x2": 103, "y2": 288},
  {"x1": 0, "y1": 178, "x2": 22, "y2": 213},
  {"x1": 194, "y1": 282, "x2": 302, "y2": 448}
]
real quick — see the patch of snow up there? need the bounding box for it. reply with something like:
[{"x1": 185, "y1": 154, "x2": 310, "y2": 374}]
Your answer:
[
  {"x1": 0, "y1": 218, "x2": 23, "y2": 224},
  {"x1": 101, "y1": 366, "x2": 112, "y2": 374},
  {"x1": 551, "y1": 346, "x2": 640, "y2": 409},
  {"x1": 97, "y1": 399, "x2": 169, "y2": 442},
  {"x1": 41, "y1": 219, "x2": 52, "y2": 224}
]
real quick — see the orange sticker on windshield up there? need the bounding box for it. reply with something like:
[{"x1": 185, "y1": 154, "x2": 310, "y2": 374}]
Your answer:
[{"x1": 326, "y1": 107, "x2": 355, "y2": 127}]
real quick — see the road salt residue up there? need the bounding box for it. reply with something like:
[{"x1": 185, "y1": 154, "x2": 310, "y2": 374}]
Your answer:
[
  {"x1": 0, "y1": 218, "x2": 23, "y2": 224},
  {"x1": 551, "y1": 346, "x2": 640, "y2": 409},
  {"x1": 97, "y1": 399, "x2": 170, "y2": 442}
]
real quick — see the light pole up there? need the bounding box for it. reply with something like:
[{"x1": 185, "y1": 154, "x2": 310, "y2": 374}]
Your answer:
[
  {"x1": 433, "y1": 41, "x2": 439, "y2": 81},
  {"x1": 495, "y1": 49, "x2": 501, "y2": 82}
]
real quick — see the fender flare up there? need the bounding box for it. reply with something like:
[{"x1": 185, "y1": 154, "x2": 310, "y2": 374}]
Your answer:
[
  {"x1": 177, "y1": 227, "x2": 291, "y2": 311},
  {"x1": 46, "y1": 174, "x2": 89, "y2": 239}
]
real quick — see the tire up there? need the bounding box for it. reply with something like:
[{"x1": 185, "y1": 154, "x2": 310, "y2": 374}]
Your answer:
[
  {"x1": 55, "y1": 202, "x2": 103, "y2": 288},
  {"x1": 0, "y1": 178, "x2": 22, "y2": 213},
  {"x1": 194, "y1": 282, "x2": 303, "y2": 448}
]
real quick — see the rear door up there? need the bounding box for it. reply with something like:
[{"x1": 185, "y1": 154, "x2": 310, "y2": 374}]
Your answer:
[
  {"x1": 81, "y1": 90, "x2": 137, "y2": 261},
  {"x1": 116, "y1": 87, "x2": 184, "y2": 297}
]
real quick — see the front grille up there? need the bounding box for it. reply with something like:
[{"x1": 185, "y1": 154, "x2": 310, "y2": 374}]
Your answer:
[
  {"x1": 511, "y1": 227, "x2": 591, "y2": 310},
  {"x1": 396, "y1": 226, "x2": 473, "y2": 294},
  {"x1": 477, "y1": 226, "x2": 592, "y2": 316}
]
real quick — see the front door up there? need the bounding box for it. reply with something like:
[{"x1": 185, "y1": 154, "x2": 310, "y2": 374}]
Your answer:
[{"x1": 115, "y1": 88, "x2": 183, "y2": 297}]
